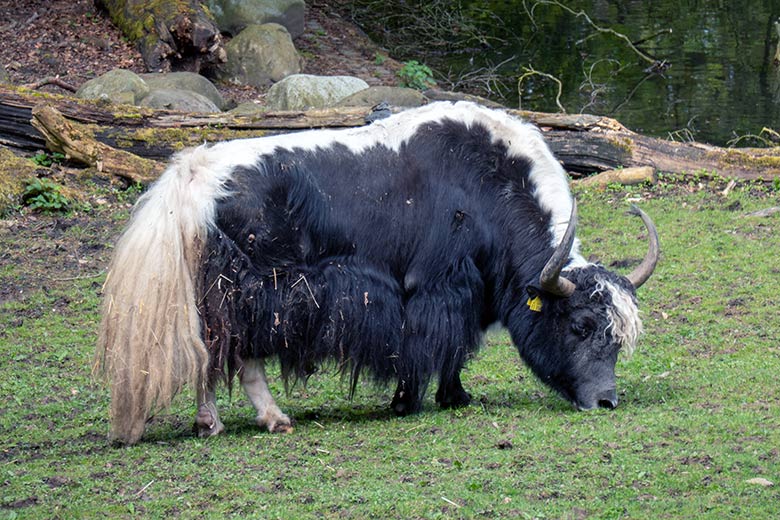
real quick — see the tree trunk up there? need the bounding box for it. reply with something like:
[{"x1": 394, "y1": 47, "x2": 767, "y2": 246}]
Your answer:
[
  {"x1": 95, "y1": 0, "x2": 226, "y2": 72},
  {"x1": 2, "y1": 85, "x2": 780, "y2": 184}
]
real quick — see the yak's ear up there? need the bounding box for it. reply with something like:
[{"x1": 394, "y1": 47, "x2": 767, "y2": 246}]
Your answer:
[{"x1": 525, "y1": 286, "x2": 544, "y2": 313}]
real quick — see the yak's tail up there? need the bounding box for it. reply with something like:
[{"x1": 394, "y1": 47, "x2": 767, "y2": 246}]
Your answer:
[{"x1": 94, "y1": 147, "x2": 227, "y2": 444}]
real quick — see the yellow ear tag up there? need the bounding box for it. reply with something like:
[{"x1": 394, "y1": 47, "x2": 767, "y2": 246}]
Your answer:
[{"x1": 527, "y1": 295, "x2": 543, "y2": 312}]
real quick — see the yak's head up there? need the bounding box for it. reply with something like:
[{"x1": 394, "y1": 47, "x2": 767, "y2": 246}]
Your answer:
[{"x1": 517, "y1": 203, "x2": 659, "y2": 411}]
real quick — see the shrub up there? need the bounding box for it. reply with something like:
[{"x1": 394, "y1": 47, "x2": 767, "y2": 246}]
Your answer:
[
  {"x1": 397, "y1": 60, "x2": 436, "y2": 90},
  {"x1": 22, "y1": 177, "x2": 70, "y2": 213}
]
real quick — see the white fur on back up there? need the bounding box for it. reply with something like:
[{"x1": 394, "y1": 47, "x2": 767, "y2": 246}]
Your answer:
[{"x1": 168, "y1": 101, "x2": 583, "y2": 264}]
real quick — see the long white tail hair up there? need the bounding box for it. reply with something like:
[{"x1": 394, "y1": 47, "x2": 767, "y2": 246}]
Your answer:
[{"x1": 94, "y1": 147, "x2": 225, "y2": 444}]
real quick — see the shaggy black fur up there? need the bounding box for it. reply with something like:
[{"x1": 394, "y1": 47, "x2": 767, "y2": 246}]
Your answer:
[{"x1": 198, "y1": 117, "x2": 630, "y2": 413}]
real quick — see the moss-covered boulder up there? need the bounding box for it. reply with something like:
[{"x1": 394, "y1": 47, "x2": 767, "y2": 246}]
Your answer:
[
  {"x1": 213, "y1": 23, "x2": 301, "y2": 88},
  {"x1": 336, "y1": 86, "x2": 428, "y2": 108},
  {"x1": 76, "y1": 69, "x2": 150, "y2": 105},
  {"x1": 139, "y1": 89, "x2": 221, "y2": 113},
  {"x1": 140, "y1": 72, "x2": 226, "y2": 110},
  {"x1": 207, "y1": 0, "x2": 305, "y2": 38},
  {"x1": 266, "y1": 74, "x2": 369, "y2": 110}
]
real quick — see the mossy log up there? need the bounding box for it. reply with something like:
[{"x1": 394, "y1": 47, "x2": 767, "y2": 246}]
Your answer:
[
  {"x1": 95, "y1": 0, "x2": 225, "y2": 72},
  {"x1": 31, "y1": 105, "x2": 164, "y2": 184},
  {"x1": 2, "y1": 85, "x2": 780, "y2": 184}
]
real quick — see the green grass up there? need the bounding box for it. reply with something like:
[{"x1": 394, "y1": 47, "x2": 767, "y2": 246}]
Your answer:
[{"x1": 1, "y1": 180, "x2": 778, "y2": 518}]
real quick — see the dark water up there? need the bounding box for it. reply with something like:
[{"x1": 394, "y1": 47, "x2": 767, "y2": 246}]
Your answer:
[{"x1": 347, "y1": 1, "x2": 780, "y2": 146}]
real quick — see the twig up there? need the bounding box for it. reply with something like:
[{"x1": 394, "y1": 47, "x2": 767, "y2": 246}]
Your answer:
[
  {"x1": 135, "y1": 480, "x2": 154, "y2": 497},
  {"x1": 517, "y1": 66, "x2": 566, "y2": 113},
  {"x1": 632, "y1": 28, "x2": 673, "y2": 47},
  {"x1": 52, "y1": 269, "x2": 105, "y2": 282},
  {"x1": 23, "y1": 76, "x2": 78, "y2": 93},
  {"x1": 720, "y1": 179, "x2": 737, "y2": 197},
  {"x1": 441, "y1": 496, "x2": 462, "y2": 508},
  {"x1": 291, "y1": 274, "x2": 320, "y2": 309}
]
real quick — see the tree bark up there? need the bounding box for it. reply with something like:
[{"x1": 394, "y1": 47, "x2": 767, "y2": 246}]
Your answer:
[
  {"x1": 95, "y1": 0, "x2": 226, "y2": 72},
  {"x1": 2, "y1": 85, "x2": 780, "y2": 184}
]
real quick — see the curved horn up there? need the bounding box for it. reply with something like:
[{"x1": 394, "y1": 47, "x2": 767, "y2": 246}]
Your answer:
[
  {"x1": 625, "y1": 205, "x2": 660, "y2": 288},
  {"x1": 539, "y1": 200, "x2": 577, "y2": 297}
]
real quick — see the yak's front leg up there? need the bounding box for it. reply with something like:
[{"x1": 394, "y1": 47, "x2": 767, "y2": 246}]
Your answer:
[
  {"x1": 241, "y1": 358, "x2": 293, "y2": 433},
  {"x1": 195, "y1": 385, "x2": 225, "y2": 438}
]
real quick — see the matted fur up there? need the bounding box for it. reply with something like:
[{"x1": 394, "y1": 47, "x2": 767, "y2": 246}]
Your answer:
[{"x1": 94, "y1": 149, "x2": 230, "y2": 444}]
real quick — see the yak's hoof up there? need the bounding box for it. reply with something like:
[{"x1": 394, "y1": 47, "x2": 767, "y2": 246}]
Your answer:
[
  {"x1": 437, "y1": 389, "x2": 472, "y2": 409},
  {"x1": 195, "y1": 404, "x2": 225, "y2": 438},
  {"x1": 257, "y1": 410, "x2": 293, "y2": 434},
  {"x1": 391, "y1": 395, "x2": 422, "y2": 416}
]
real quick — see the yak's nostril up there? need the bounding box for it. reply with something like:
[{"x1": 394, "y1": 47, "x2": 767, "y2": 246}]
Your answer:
[
  {"x1": 596, "y1": 388, "x2": 618, "y2": 410},
  {"x1": 598, "y1": 398, "x2": 617, "y2": 410}
]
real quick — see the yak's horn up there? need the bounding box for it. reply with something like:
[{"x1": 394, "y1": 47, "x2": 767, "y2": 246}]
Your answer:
[
  {"x1": 540, "y1": 200, "x2": 577, "y2": 297},
  {"x1": 625, "y1": 205, "x2": 660, "y2": 288}
]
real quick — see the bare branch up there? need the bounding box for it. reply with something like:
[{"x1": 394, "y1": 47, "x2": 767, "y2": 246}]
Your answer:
[
  {"x1": 22, "y1": 76, "x2": 78, "y2": 93},
  {"x1": 517, "y1": 66, "x2": 566, "y2": 113}
]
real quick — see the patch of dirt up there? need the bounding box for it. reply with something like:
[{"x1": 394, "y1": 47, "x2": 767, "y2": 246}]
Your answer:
[{"x1": 0, "y1": 0, "x2": 402, "y2": 105}]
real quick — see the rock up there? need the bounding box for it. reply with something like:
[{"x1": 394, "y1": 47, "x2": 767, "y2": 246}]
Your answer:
[
  {"x1": 229, "y1": 101, "x2": 267, "y2": 115},
  {"x1": 76, "y1": 69, "x2": 150, "y2": 105},
  {"x1": 266, "y1": 74, "x2": 370, "y2": 110},
  {"x1": 206, "y1": 0, "x2": 305, "y2": 38},
  {"x1": 336, "y1": 86, "x2": 428, "y2": 108},
  {"x1": 422, "y1": 88, "x2": 505, "y2": 108},
  {"x1": 140, "y1": 72, "x2": 226, "y2": 110},
  {"x1": 0, "y1": 67, "x2": 10, "y2": 85},
  {"x1": 214, "y1": 23, "x2": 301, "y2": 88},
  {"x1": 139, "y1": 89, "x2": 221, "y2": 113}
]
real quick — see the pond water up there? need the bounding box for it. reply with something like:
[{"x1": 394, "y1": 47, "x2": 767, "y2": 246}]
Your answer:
[{"x1": 347, "y1": 1, "x2": 780, "y2": 146}]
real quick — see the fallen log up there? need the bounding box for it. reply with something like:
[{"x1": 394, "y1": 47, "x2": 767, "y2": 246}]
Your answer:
[
  {"x1": 2, "y1": 85, "x2": 780, "y2": 184},
  {"x1": 31, "y1": 105, "x2": 163, "y2": 184},
  {"x1": 576, "y1": 166, "x2": 656, "y2": 187}
]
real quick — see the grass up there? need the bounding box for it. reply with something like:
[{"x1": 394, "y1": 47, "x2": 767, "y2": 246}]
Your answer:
[{"x1": 1, "y1": 177, "x2": 778, "y2": 518}]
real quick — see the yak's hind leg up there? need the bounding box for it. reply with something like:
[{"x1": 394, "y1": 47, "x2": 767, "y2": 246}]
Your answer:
[
  {"x1": 195, "y1": 385, "x2": 225, "y2": 438},
  {"x1": 241, "y1": 358, "x2": 293, "y2": 433}
]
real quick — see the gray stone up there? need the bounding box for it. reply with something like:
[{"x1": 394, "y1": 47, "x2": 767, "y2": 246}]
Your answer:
[
  {"x1": 215, "y1": 23, "x2": 301, "y2": 88},
  {"x1": 139, "y1": 89, "x2": 221, "y2": 113},
  {"x1": 229, "y1": 101, "x2": 267, "y2": 115},
  {"x1": 76, "y1": 69, "x2": 150, "y2": 105},
  {"x1": 266, "y1": 74, "x2": 370, "y2": 110},
  {"x1": 336, "y1": 86, "x2": 428, "y2": 108},
  {"x1": 0, "y1": 67, "x2": 10, "y2": 85},
  {"x1": 140, "y1": 72, "x2": 226, "y2": 110},
  {"x1": 207, "y1": 0, "x2": 305, "y2": 38}
]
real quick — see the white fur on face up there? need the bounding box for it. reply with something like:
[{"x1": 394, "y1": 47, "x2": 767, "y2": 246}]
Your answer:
[{"x1": 592, "y1": 277, "x2": 643, "y2": 358}]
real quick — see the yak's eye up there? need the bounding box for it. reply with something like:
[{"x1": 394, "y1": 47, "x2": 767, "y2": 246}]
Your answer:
[{"x1": 571, "y1": 318, "x2": 595, "y2": 338}]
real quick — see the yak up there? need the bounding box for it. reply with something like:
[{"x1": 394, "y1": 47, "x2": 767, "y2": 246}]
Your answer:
[{"x1": 95, "y1": 101, "x2": 659, "y2": 445}]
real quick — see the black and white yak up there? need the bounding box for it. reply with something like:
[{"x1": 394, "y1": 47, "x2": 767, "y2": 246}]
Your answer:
[{"x1": 95, "y1": 101, "x2": 659, "y2": 445}]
